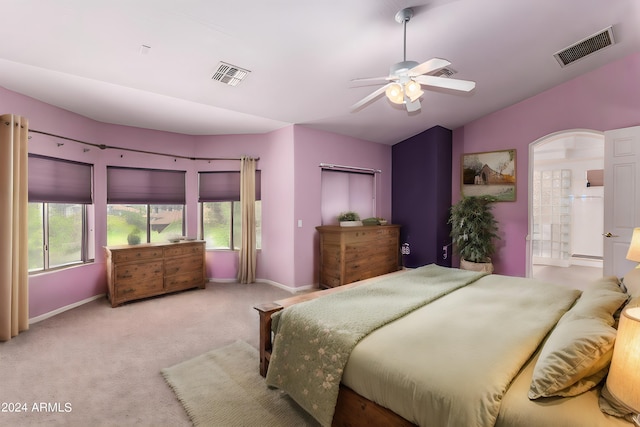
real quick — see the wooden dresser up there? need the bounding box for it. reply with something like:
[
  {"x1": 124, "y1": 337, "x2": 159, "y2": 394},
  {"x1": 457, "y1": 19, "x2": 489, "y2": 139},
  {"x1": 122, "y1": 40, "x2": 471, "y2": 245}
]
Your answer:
[
  {"x1": 316, "y1": 225, "x2": 401, "y2": 288},
  {"x1": 105, "y1": 240, "x2": 206, "y2": 307}
]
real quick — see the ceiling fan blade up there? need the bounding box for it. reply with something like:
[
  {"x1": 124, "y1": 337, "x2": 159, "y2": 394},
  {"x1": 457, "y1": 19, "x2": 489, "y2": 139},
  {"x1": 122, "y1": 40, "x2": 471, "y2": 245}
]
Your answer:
[
  {"x1": 351, "y1": 83, "x2": 392, "y2": 111},
  {"x1": 414, "y1": 75, "x2": 476, "y2": 92},
  {"x1": 351, "y1": 76, "x2": 395, "y2": 84},
  {"x1": 408, "y1": 58, "x2": 451, "y2": 76},
  {"x1": 405, "y1": 98, "x2": 421, "y2": 113}
]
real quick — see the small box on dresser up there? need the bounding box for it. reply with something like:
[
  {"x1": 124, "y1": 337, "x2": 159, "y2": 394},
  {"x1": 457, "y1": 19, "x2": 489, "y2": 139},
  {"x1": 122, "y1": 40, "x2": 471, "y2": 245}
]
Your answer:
[
  {"x1": 316, "y1": 225, "x2": 401, "y2": 288},
  {"x1": 105, "y1": 240, "x2": 206, "y2": 307}
]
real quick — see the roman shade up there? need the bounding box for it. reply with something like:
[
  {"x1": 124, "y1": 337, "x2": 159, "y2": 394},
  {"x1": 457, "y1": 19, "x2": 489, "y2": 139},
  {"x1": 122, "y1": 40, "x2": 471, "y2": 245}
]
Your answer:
[
  {"x1": 28, "y1": 154, "x2": 93, "y2": 204},
  {"x1": 107, "y1": 166, "x2": 186, "y2": 204},
  {"x1": 321, "y1": 169, "x2": 374, "y2": 225},
  {"x1": 198, "y1": 171, "x2": 261, "y2": 202}
]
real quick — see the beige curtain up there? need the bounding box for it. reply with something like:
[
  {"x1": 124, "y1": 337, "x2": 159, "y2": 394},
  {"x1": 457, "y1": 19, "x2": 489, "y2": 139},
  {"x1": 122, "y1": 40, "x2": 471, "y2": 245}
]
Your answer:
[
  {"x1": 0, "y1": 115, "x2": 29, "y2": 341},
  {"x1": 237, "y1": 156, "x2": 257, "y2": 284}
]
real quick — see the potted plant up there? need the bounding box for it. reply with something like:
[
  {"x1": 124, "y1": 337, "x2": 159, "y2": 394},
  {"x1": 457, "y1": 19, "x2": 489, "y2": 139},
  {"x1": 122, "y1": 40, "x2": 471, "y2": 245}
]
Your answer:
[
  {"x1": 127, "y1": 228, "x2": 142, "y2": 245},
  {"x1": 338, "y1": 211, "x2": 362, "y2": 227},
  {"x1": 448, "y1": 196, "x2": 500, "y2": 273}
]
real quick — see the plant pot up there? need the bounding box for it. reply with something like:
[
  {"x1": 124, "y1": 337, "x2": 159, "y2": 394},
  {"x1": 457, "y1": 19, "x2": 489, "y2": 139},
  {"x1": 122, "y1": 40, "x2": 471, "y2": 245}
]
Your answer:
[
  {"x1": 127, "y1": 234, "x2": 141, "y2": 245},
  {"x1": 340, "y1": 220, "x2": 363, "y2": 227},
  {"x1": 460, "y1": 258, "x2": 494, "y2": 273}
]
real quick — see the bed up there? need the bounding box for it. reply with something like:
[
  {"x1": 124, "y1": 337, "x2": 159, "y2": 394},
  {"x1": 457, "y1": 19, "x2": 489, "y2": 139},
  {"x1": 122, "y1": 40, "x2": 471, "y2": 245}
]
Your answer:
[{"x1": 254, "y1": 265, "x2": 640, "y2": 427}]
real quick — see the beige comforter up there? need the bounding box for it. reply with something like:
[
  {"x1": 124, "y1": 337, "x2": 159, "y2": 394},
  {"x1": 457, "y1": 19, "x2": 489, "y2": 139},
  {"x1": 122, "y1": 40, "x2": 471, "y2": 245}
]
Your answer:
[
  {"x1": 266, "y1": 265, "x2": 487, "y2": 426},
  {"x1": 341, "y1": 273, "x2": 581, "y2": 427}
]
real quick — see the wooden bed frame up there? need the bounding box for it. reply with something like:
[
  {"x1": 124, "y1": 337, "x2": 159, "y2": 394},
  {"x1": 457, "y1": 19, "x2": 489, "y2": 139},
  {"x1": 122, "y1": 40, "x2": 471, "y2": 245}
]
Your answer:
[{"x1": 254, "y1": 273, "x2": 415, "y2": 427}]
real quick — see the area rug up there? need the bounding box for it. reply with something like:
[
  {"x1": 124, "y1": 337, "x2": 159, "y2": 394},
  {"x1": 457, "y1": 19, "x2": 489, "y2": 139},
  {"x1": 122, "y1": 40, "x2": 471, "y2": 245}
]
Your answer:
[{"x1": 161, "y1": 340, "x2": 319, "y2": 426}]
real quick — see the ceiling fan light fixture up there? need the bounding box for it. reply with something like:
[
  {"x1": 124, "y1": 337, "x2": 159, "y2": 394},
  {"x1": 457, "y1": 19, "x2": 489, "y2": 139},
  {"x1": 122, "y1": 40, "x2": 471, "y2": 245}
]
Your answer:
[
  {"x1": 386, "y1": 83, "x2": 404, "y2": 104},
  {"x1": 404, "y1": 80, "x2": 423, "y2": 102}
]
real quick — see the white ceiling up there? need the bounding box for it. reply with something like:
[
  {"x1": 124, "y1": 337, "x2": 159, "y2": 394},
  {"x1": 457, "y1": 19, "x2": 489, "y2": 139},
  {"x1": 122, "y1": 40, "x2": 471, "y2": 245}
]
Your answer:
[{"x1": 1, "y1": 0, "x2": 639, "y2": 145}]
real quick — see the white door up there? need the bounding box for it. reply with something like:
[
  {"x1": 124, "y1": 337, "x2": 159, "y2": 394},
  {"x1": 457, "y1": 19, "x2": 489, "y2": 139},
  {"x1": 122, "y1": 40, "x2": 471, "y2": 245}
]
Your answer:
[{"x1": 603, "y1": 126, "x2": 640, "y2": 277}]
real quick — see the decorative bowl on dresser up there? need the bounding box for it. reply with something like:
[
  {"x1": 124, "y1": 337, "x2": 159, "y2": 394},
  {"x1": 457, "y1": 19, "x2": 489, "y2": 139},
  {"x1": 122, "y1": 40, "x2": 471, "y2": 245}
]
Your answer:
[
  {"x1": 104, "y1": 240, "x2": 206, "y2": 307},
  {"x1": 316, "y1": 224, "x2": 401, "y2": 288}
]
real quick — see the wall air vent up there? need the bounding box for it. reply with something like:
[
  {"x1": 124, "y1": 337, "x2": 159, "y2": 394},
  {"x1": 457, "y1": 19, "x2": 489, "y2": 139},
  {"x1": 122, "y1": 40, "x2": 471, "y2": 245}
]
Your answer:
[
  {"x1": 212, "y1": 62, "x2": 250, "y2": 86},
  {"x1": 554, "y1": 26, "x2": 615, "y2": 68}
]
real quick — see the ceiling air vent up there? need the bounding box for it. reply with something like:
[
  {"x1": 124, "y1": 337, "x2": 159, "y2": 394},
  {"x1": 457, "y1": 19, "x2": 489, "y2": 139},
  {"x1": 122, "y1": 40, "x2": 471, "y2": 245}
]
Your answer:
[
  {"x1": 554, "y1": 26, "x2": 615, "y2": 68},
  {"x1": 212, "y1": 62, "x2": 250, "y2": 86},
  {"x1": 433, "y1": 67, "x2": 457, "y2": 78}
]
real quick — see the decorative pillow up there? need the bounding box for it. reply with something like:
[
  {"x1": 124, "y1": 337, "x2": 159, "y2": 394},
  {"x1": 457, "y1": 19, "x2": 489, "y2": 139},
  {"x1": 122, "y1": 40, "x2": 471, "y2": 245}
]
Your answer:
[{"x1": 528, "y1": 280, "x2": 629, "y2": 399}]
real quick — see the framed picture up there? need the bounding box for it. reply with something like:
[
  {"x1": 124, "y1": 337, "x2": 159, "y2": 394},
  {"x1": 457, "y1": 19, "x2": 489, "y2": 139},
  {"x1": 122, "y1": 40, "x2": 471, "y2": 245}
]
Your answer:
[{"x1": 461, "y1": 149, "x2": 516, "y2": 201}]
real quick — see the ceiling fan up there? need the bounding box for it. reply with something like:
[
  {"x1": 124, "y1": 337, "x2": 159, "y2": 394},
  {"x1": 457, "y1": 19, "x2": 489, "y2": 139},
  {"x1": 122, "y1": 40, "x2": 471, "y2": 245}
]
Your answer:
[{"x1": 351, "y1": 7, "x2": 476, "y2": 113}]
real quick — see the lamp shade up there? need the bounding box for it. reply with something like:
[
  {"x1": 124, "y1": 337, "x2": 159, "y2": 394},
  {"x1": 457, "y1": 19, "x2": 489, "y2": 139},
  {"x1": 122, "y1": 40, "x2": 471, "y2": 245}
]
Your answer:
[
  {"x1": 606, "y1": 306, "x2": 640, "y2": 412},
  {"x1": 404, "y1": 80, "x2": 423, "y2": 102},
  {"x1": 627, "y1": 227, "x2": 640, "y2": 263},
  {"x1": 385, "y1": 83, "x2": 404, "y2": 104}
]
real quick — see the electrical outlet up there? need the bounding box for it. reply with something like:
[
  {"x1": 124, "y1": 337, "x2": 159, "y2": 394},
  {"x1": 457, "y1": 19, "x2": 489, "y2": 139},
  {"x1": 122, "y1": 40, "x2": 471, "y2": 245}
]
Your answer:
[{"x1": 401, "y1": 243, "x2": 410, "y2": 255}]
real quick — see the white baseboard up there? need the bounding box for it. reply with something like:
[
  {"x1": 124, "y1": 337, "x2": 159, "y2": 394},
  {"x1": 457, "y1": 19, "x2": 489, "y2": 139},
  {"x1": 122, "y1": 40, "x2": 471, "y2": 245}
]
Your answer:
[
  {"x1": 570, "y1": 257, "x2": 603, "y2": 268},
  {"x1": 208, "y1": 278, "x2": 314, "y2": 294},
  {"x1": 257, "y1": 279, "x2": 315, "y2": 294},
  {"x1": 29, "y1": 294, "x2": 106, "y2": 324},
  {"x1": 31, "y1": 279, "x2": 313, "y2": 324}
]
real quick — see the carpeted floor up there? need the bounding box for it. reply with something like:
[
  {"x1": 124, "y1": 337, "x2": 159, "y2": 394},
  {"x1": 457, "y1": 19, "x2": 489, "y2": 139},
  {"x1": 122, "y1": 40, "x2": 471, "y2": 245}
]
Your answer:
[
  {"x1": 162, "y1": 340, "x2": 318, "y2": 426},
  {"x1": 0, "y1": 282, "x2": 304, "y2": 426}
]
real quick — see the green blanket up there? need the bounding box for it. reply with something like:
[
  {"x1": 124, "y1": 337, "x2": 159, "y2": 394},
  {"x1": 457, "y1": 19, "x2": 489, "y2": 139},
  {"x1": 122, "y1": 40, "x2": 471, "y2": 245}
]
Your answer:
[{"x1": 265, "y1": 264, "x2": 487, "y2": 426}]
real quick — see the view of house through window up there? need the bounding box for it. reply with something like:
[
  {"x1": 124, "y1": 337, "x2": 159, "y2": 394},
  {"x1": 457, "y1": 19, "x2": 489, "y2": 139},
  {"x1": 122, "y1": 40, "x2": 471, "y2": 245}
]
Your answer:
[
  {"x1": 201, "y1": 201, "x2": 261, "y2": 250},
  {"x1": 106, "y1": 204, "x2": 185, "y2": 246}
]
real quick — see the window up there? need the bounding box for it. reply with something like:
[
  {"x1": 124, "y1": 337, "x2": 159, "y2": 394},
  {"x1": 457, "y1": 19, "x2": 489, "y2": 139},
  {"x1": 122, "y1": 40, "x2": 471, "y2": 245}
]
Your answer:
[
  {"x1": 199, "y1": 171, "x2": 261, "y2": 250},
  {"x1": 106, "y1": 167, "x2": 186, "y2": 246},
  {"x1": 320, "y1": 169, "x2": 375, "y2": 225},
  {"x1": 27, "y1": 155, "x2": 93, "y2": 271}
]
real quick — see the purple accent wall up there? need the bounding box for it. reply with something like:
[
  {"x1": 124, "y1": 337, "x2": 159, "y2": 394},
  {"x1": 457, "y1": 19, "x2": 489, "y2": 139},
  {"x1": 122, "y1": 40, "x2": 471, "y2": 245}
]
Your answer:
[
  {"x1": 452, "y1": 51, "x2": 640, "y2": 277},
  {"x1": 392, "y1": 126, "x2": 452, "y2": 268}
]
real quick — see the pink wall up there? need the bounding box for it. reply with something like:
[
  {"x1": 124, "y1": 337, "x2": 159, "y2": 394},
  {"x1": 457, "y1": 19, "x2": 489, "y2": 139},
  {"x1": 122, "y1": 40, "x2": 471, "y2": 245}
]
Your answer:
[
  {"x1": 292, "y1": 126, "x2": 393, "y2": 287},
  {"x1": 13, "y1": 50, "x2": 638, "y2": 317},
  {"x1": 1, "y1": 86, "x2": 391, "y2": 318},
  {"x1": 192, "y1": 127, "x2": 297, "y2": 286},
  {"x1": 452, "y1": 51, "x2": 640, "y2": 277}
]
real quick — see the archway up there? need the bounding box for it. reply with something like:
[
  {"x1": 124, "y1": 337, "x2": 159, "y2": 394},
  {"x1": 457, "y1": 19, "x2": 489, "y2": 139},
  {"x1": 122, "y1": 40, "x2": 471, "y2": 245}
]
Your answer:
[{"x1": 527, "y1": 129, "x2": 604, "y2": 288}]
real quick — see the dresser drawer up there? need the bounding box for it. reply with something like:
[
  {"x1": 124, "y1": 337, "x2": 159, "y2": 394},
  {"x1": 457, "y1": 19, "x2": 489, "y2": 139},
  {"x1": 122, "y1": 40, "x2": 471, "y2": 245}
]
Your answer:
[
  {"x1": 114, "y1": 260, "x2": 163, "y2": 284},
  {"x1": 164, "y1": 243, "x2": 203, "y2": 258},
  {"x1": 114, "y1": 277, "x2": 164, "y2": 300},
  {"x1": 344, "y1": 237, "x2": 397, "y2": 262},
  {"x1": 165, "y1": 270, "x2": 204, "y2": 292},
  {"x1": 112, "y1": 247, "x2": 164, "y2": 263},
  {"x1": 164, "y1": 255, "x2": 204, "y2": 276},
  {"x1": 343, "y1": 227, "x2": 397, "y2": 244}
]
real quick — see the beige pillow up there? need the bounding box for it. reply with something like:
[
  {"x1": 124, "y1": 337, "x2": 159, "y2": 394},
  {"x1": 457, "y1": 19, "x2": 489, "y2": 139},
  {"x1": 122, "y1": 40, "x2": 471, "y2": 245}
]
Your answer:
[
  {"x1": 528, "y1": 283, "x2": 628, "y2": 399},
  {"x1": 564, "y1": 278, "x2": 629, "y2": 326}
]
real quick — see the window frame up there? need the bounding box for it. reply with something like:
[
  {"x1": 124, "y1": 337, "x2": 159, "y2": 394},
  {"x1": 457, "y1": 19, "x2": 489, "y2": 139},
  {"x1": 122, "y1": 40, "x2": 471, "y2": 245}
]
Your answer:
[
  {"x1": 29, "y1": 202, "x2": 92, "y2": 273},
  {"x1": 199, "y1": 200, "x2": 261, "y2": 251},
  {"x1": 198, "y1": 170, "x2": 262, "y2": 251}
]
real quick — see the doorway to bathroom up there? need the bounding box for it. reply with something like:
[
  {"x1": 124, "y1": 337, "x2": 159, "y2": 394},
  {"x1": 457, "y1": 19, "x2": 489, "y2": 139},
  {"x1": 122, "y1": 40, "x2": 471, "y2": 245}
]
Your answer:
[{"x1": 528, "y1": 130, "x2": 604, "y2": 289}]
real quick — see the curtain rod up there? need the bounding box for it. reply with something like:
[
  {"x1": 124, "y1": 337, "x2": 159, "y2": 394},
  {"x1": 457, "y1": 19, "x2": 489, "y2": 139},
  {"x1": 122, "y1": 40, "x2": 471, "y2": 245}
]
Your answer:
[
  {"x1": 28, "y1": 128, "x2": 259, "y2": 162},
  {"x1": 319, "y1": 162, "x2": 381, "y2": 174}
]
